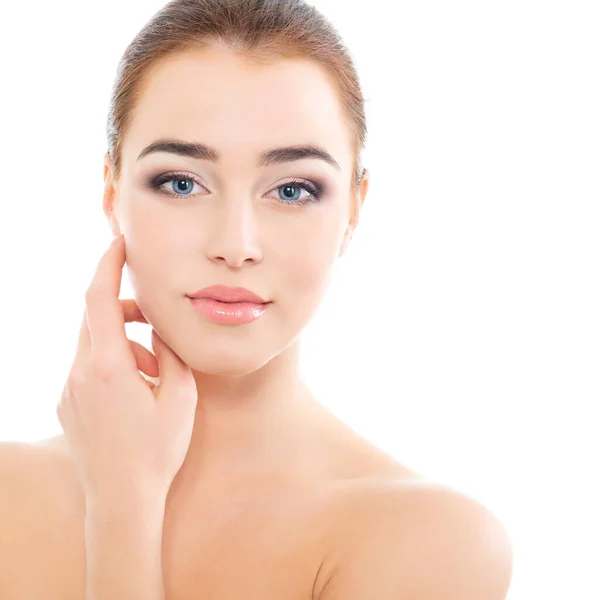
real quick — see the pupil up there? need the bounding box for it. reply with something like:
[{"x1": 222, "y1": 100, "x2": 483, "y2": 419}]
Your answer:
[
  {"x1": 282, "y1": 185, "x2": 299, "y2": 201},
  {"x1": 175, "y1": 179, "x2": 192, "y2": 193}
]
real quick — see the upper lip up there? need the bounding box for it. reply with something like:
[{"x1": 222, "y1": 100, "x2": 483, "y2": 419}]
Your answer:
[{"x1": 187, "y1": 285, "x2": 269, "y2": 304}]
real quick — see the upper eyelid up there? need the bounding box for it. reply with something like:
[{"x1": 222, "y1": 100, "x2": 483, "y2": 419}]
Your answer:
[{"x1": 155, "y1": 172, "x2": 316, "y2": 192}]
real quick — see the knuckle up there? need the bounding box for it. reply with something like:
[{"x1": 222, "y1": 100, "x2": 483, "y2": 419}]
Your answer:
[
  {"x1": 56, "y1": 389, "x2": 70, "y2": 417},
  {"x1": 66, "y1": 371, "x2": 86, "y2": 392},
  {"x1": 56, "y1": 398, "x2": 66, "y2": 418},
  {"x1": 89, "y1": 355, "x2": 123, "y2": 382},
  {"x1": 84, "y1": 285, "x2": 101, "y2": 305}
]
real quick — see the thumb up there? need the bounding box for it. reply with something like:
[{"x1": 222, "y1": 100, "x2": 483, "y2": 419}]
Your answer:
[{"x1": 151, "y1": 329, "x2": 197, "y2": 403}]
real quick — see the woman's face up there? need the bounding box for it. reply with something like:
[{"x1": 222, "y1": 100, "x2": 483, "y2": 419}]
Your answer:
[{"x1": 105, "y1": 45, "x2": 367, "y2": 375}]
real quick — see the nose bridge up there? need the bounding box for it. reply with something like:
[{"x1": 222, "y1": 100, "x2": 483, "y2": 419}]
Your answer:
[{"x1": 205, "y1": 188, "x2": 262, "y2": 266}]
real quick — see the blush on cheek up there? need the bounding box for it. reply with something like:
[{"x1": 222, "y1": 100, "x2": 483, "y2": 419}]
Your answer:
[{"x1": 289, "y1": 249, "x2": 334, "y2": 300}]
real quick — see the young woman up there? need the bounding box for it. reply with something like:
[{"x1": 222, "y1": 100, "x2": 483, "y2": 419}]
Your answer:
[{"x1": 0, "y1": 0, "x2": 513, "y2": 598}]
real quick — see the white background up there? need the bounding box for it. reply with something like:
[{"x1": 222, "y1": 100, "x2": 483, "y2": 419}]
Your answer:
[{"x1": 0, "y1": 1, "x2": 598, "y2": 598}]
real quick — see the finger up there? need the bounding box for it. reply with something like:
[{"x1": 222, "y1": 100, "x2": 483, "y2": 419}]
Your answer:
[
  {"x1": 73, "y1": 308, "x2": 91, "y2": 375},
  {"x1": 130, "y1": 339, "x2": 159, "y2": 378},
  {"x1": 121, "y1": 299, "x2": 149, "y2": 325},
  {"x1": 151, "y1": 329, "x2": 197, "y2": 403},
  {"x1": 139, "y1": 373, "x2": 157, "y2": 390},
  {"x1": 84, "y1": 235, "x2": 134, "y2": 372},
  {"x1": 73, "y1": 298, "x2": 148, "y2": 375}
]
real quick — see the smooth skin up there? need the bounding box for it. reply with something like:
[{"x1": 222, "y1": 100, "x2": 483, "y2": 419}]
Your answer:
[
  {"x1": 56, "y1": 233, "x2": 201, "y2": 598},
  {"x1": 0, "y1": 236, "x2": 512, "y2": 600},
  {"x1": 0, "y1": 43, "x2": 513, "y2": 599},
  {"x1": 0, "y1": 235, "x2": 513, "y2": 599},
  {"x1": 57, "y1": 233, "x2": 198, "y2": 507}
]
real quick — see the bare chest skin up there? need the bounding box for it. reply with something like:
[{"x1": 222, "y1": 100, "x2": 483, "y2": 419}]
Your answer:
[
  {"x1": 9, "y1": 436, "x2": 420, "y2": 599},
  {"x1": 161, "y1": 478, "x2": 333, "y2": 599}
]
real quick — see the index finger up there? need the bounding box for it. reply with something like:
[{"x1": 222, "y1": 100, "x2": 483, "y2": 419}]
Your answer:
[
  {"x1": 72, "y1": 297, "x2": 149, "y2": 376},
  {"x1": 85, "y1": 234, "x2": 135, "y2": 371}
]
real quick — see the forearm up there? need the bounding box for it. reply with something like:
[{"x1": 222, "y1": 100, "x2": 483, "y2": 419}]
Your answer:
[{"x1": 84, "y1": 493, "x2": 167, "y2": 600}]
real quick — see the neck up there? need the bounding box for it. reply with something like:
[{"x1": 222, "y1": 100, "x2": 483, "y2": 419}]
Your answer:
[{"x1": 172, "y1": 339, "x2": 333, "y2": 491}]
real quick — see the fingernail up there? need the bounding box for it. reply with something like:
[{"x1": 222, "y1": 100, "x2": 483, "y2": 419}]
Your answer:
[{"x1": 111, "y1": 234, "x2": 122, "y2": 247}]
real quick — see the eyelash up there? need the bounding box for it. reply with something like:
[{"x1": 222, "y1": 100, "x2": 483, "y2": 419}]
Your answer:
[{"x1": 148, "y1": 171, "x2": 324, "y2": 205}]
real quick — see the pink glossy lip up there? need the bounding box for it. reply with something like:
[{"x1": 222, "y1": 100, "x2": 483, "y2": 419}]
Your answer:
[
  {"x1": 188, "y1": 298, "x2": 270, "y2": 325},
  {"x1": 187, "y1": 285, "x2": 268, "y2": 304}
]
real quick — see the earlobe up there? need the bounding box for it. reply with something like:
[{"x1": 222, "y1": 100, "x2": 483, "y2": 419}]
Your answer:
[
  {"x1": 338, "y1": 226, "x2": 354, "y2": 258},
  {"x1": 103, "y1": 155, "x2": 121, "y2": 237},
  {"x1": 103, "y1": 183, "x2": 117, "y2": 234},
  {"x1": 103, "y1": 186, "x2": 122, "y2": 240},
  {"x1": 338, "y1": 192, "x2": 362, "y2": 258}
]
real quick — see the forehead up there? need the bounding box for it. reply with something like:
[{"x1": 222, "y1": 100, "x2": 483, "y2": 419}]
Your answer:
[{"x1": 123, "y1": 47, "x2": 353, "y2": 172}]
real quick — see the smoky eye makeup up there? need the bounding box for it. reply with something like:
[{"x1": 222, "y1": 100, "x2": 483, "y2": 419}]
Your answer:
[
  {"x1": 145, "y1": 171, "x2": 206, "y2": 194},
  {"x1": 142, "y1": 169, "x2": 333, "y2": 205}
]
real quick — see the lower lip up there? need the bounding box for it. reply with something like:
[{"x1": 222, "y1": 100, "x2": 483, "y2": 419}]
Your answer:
[{"x1": 188, "y1": 298, "x2": 271, "y2": 324}]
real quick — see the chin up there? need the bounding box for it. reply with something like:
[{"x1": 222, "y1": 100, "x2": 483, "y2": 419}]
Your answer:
[{"x1": 178, "y1": 343, "x2": 281, "y2": 377}]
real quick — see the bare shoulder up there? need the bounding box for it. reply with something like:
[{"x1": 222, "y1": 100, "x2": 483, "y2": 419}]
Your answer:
[
  {"x1": 0, "y1": 437, "x2": 66, "y2": 502},
  {"x1": 316, "y1": 479, "x2": 514, "y2": 600},
  {"x1": 0, "y1": 434, "x2": 78, "y2": 505},
  {"x1": 0, "y1": 437, "x2": 85, "y2": 596},
  {"x1": 33, "y1": 433, "x2": 70, "y2": 453},
  {"x1": 0, "y1": 440, "x2": 50, "y2": 590}
]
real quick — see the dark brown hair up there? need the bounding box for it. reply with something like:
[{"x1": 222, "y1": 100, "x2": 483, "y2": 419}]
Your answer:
[{"x1": 106, "y1": 0, "x2": 368, "y2": 207}]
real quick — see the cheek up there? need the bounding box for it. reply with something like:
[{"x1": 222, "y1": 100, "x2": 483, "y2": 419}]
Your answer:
[
  {"x1": 123, "y1": 227, "x2": 182, "y2": 318},
  {"x1": 124, "y1": 243, "x2": 180, "y2": 343},
  {"x1": 278, "y1": 225, "x2": 342, "y2": 304}
]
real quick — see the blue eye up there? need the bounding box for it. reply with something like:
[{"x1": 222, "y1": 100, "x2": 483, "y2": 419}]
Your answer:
[
  {"x1": 268, "y1": 180, "x2": 323, "y2": 205},
  {"x1": 150, "y1": 173, "x2": 203, "y2": 198},
  {"x1": 148, "y1": 172, "x2": 324, "y2": 205}
]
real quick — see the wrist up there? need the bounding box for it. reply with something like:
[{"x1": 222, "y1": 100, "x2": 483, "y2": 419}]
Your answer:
[
  {"x1": 84, "y1": 490, "x2": 166, "y2": 600},
  {"x1": 85, "y1": 484, "x2": 168, "y2": 519}
]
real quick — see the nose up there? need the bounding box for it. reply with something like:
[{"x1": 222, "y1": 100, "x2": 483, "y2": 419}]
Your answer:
[{"x1": 205, "y1": 197, "x2": 263, "y2": 268}]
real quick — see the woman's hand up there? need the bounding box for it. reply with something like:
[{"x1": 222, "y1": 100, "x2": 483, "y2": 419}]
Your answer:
[{"x1": 56, "y1": 234, "x2": 198, "y2": 506}]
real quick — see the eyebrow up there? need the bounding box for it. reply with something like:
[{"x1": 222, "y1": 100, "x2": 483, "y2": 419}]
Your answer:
[{"x1": 136, "y1": 139, "x2": 341, "y2": 172}]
